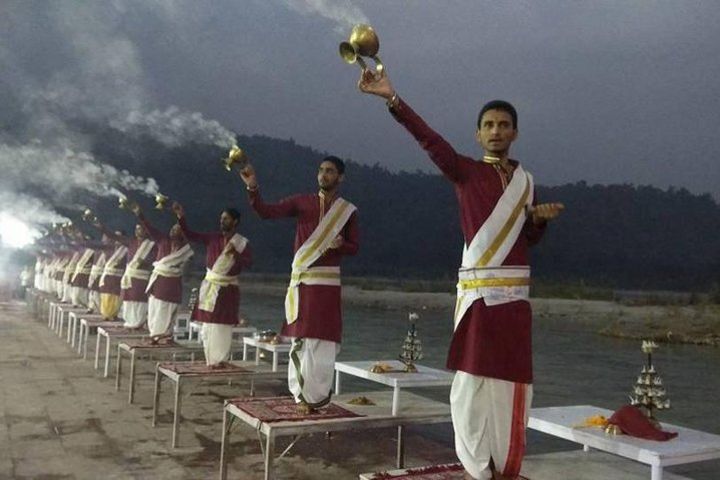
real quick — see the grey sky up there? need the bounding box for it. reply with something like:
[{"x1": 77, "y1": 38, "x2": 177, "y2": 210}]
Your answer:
[{"x1": 2, "y1": 0, "x2": 719, "y2": 199}]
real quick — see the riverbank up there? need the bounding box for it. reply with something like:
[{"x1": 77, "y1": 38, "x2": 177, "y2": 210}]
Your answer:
[{"x1": 237, "y1": 277, "x2": 720, "y2": 347}]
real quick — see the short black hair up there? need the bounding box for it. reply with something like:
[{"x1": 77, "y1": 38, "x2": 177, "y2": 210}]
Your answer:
[
  {"x1": 477, "y1": 100, "x2": 518, "y2": 130},
  {"x1": 222, "y1": 208, "x2": 241, "y2": 221},
  {"x1": 321, "y1": 155, "x2": 345, "y2": 175}
]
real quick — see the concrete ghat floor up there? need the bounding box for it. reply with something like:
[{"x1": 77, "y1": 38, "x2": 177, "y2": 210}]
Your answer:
[{"x1": 0, "y1": 301, "x2": 700, "y2": 480}]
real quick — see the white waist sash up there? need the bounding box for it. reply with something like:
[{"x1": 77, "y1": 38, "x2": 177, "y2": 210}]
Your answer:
[
  {"x1": 454, "y1": 267, "x2": 531, "y2": 327},
  {"x1": 89, "y1": 264, "x2": 104, "y2": 287},
  {"x1": 121, "y1": 239, "x2": 155, "y2": 289},
  {"x1": 121, "y1": 267, "x2": 151, "y2": 289},
  {"x1": 146, "y1": 244, "x2": 193, "y2": 293},
  {"x1": 284, "y1": 266, "x2": 341, "y2": 323},
  {"x1": 284, "y1": 197, "x2": 356, "y2": 324},
  {"x1": 453, "y1": 165, "x2": 534, "y2": 329},
  {"x1": 197, "y1": 269, "x2": 240, "y2": 313}
]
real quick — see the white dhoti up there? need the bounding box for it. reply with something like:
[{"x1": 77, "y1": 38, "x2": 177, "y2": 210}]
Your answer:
[
  {"x1": 288, "y1": 338, "x2": 339, "y2": 406},
  {"x1": 71, "y1": 286, "x2": 89, "y2": 307},
  {"x1": 122, "y1": 301, "x2": 148, "y2": 328},
  {"x1": 147, "y1": 295, "x2": 178, "y2": 338},
  {"x1": 450, "y1": 371, "x2": 533, "y2": 480},
  {"x1": 61, "y1": 283, "x2": 73, "y2": 303},
  {"x1": 89, "y1": 290, "x2": 101, "y2": 313},
  {"x1": 200, "y1": 323, "x2": 233, "y2": 365}
]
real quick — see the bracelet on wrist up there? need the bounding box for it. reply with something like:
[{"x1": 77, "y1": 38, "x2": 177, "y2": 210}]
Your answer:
[{"x1": 386, "y1": 93, "x2": 399, "y2": 109}]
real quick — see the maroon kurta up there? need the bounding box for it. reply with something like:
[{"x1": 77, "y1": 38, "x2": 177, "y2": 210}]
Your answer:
[
  {"x1": 88, "y1": 245, "x2": 114, "y2": 292},
  {"x1": 54, "y1": 252, "x2": 70, "y2": 281},
  {"x1": 102, "y1": 227, "x2": 157, "y2": 303},
  {"x1": 179, "y1": 216, "x2": 252, "y2": 325},
  {"x1": 139, "y1": 215, "x2": 187, "y2": 304},
  {"x1": 70, "y1": 242, "x2": 100, "y2": 288},
  {"x1": 248, "y1": 191, "x2": 359, "y2": 343},
  {"x1": 99, "y1": 246, "x2": 126, "y2": 296},
  {"x1": 391, "y1": 98, "x2": 545, "y2": 384}
]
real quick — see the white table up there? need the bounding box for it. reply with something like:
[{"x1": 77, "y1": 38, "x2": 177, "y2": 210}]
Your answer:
[
  {"x1": 79, "y1": 317, "x2": 121, "y2": 358},
  {"x1": 56, "y1": 304, "x2": 86, "y2": 339},
  {"x1": 529, "y1": 405, "x2": 720, "y2": 480},
  {"x1": 242, "y1": 337, "x2": 291, "y2": 372},
  {"x1": 47, "y1": 300, "x2": 69, "y2": 330},
  {"x1": 152, "y1": 360, "x2": 286, "y2": 448},
  {"x1": 334, "y1": 360, "x2": 454, "y2": 415},
  {"x1": 95, "y1": 326, "x2": 149, "y2": 377},
  {"x1": 220, "y1": 390, "x2": 452, "y2": 480},
  {"x1": 115, "y1": 339, "x2": 204, "y2": 404},
  {"x1": 188, "y1": 320, "x2": 257, "y2": 342}
]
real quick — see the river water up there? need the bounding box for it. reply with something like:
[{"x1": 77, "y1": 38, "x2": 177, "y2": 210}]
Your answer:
[{"x1": 241, "y1": 292, "x2": 720, "y2": 479}]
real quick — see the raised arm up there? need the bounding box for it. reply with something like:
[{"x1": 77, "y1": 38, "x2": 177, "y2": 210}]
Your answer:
[
  {"x1": 358, "y1": 70, "x2": 465, "y2": 183},
  {"x1": 239, "y1": 165, "x2": 300, "y2": 219},
  {"x1": 97, "y1": 223, "x2": 131, "y2": 247},
  {"x1": 172, "y1": 202, "x2": 215, "y2": 245},
  {"x1": 248, "y1": 190, "x2": 300, "y2": 219},
  {"x1": 137, "y1": 212, "x2": 166, "y2": 242}
]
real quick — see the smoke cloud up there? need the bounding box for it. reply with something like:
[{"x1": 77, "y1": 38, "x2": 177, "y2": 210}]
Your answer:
[{"x1": 284, "y1": 0, "x2": 369, "y2": 32}]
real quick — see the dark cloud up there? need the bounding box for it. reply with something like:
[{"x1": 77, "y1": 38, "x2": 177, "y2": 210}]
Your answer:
[{"x1": 1, "y1": 0, "x2": 719, "y2": 199}]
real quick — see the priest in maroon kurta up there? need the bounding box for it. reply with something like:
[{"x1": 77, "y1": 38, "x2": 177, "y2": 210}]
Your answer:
[
  {"x1": 98, "y1": 233, "x2": 127, "y2": 321},
  {"x1": 240, "y1": 156, "x2": 359, "y2": 413},
  {"x1": 174, "y1": 203, "x2": 252, "y2": 365},
  {"x1": 137, "y1": 211, "x2": 193, "y2": 341},
  {"x1": 87, "y1": 235, "x2": 115, "y2": 314},
  {"x1": 100, "y1": 222, "x2": 157, "y2": 328},
  {"x1": 359, "y1": 70, "x2": 563, "y2": 480}
]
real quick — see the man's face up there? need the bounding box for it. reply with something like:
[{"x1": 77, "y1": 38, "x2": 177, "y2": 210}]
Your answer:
[
  {"x1": 220, "y1": 212, "x2": 238, "y2": 233},
  {"x1": 135, "y1": 224, "x2": 147, "y2": 239},
  {"x1": 102, "y1": 234, "x2": 111, "y2": 245},
  {"x1": 476, "y1": 109, "x2": 518, "y2": 156},
  {"x1": 317, "y1": 161, "x2": 343, "y2": 191},
  {"x1": 169, "y1": 224, "x2": 184, "y2": 241}
]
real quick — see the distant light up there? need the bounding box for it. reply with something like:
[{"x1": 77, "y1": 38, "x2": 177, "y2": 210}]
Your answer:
[{"x1": 0, "y1": 213, "x2": 38, "y2": 248}]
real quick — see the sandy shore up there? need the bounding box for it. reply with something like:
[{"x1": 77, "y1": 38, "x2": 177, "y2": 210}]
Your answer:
[{"x1": 240, "y1": 278, "x2": 720, "y2": 347}]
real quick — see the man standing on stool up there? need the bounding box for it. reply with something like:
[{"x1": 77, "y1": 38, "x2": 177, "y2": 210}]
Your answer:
[
  {"x1": 97, "y1": 231, "x2": 127, "y2": 321},
  {"x1": 358, "y1": 70, "x2": 563, "y2": 480},
  {"x1": 134, "y1": 205, "x2": 193, "y2": 343},
  {"x1": 239, "y1": 155, "x2": 359, "y2": 414},
  {"x1": 98, "y1": 220, "x2": 156, "y2": 329},
  {"x1": 173, "y1": 202, "x2": 252, "y2": 367}
]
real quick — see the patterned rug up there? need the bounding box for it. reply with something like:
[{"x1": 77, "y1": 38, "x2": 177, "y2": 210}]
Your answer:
[
  {"x1": 229, "y1": 396, "x2": 364, "y2": 423},
  {"x1": 123, "y1": 338, "x2": 180, "y2": 350},
  {"x1": 101, "y1": 326, "x2": 148, "y2": 335},
  {"x1": 86, "y1": 320, "x2": 123, "y2": 328},
  {"x1": 158, "y1": 361, "x2": 250, "y2": 375},
  {"x1": 366, "y1": 463, "x2": 464, "y2": 479}
]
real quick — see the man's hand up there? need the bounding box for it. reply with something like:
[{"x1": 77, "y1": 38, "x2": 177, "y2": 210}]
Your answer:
[
  {"x1": 358, "y1": 68, "x2": 395, "y2": 99},
  {"x1": 131, "y1": 203, "x2": 142, "y2": 217},
  {"x1": 239, "y1": 164, "x2": 258, "y2": 190},
  {"x1": 329, "y1": 235, "x2": 344, "y2": 250},
  {"x1": 528, "y1": 203, "x2": 565, "y2": 224},
  {"x1": 171, "y1": 201, "x2": 185, "y2": 219}
]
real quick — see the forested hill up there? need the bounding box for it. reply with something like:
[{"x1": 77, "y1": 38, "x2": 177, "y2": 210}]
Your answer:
[{"x1": 81, "y1": 129, "x2": 719, "y2": 291}]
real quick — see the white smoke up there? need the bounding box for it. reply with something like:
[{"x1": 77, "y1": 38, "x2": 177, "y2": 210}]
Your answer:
[
  {"x1": 284, "y1": 0, "x2": 369, "y2": 32},
  {"x1": 0, "y1": 191, "x2": 68, "y2": 226},
  {"x1": 12, "y1": 2, "x2": 236, "y2": 150},
  {"x1": 112, "y1": 107, "x2": 236, "y2": 149},
  {"x1": 0, "y1": 192, "x2": 69, "y2": 249},
  {"x1": 0, "y1": 143, "x2": 159, "y2": 199}
]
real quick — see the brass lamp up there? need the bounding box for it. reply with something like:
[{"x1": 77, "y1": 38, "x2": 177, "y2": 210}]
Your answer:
[{"x1": 339, "y1": 24, "x2": 384, "y2": 73}]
